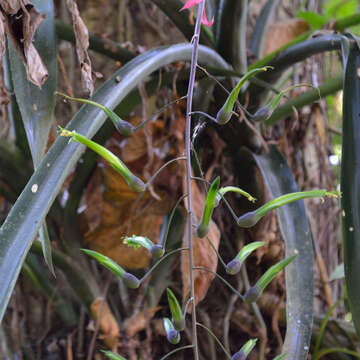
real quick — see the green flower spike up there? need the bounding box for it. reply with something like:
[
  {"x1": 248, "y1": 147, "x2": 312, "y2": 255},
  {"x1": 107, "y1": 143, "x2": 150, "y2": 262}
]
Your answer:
[
  {"x1": 237, "y1": 189, "x2": 340, "y2": 228},
  {"x1": 167, "y1": 288, "x2": 185, "y2": 331},
  {"x1": 252, "y1": 84, "x2": 317, "y2": 123},
  {"x1": 244, "y1": 254, "x2": 297, "y2": 303},
  {"x1": 123, "y1": 235, "x2": 164, "y2": 260},
  {"x1": 196, "y1": 177, "x2": 220, "y2": 238},
  {"x1": 59, "y1": 127, "x2": 145, "y2": 192},
  {"x1": 81, "y1": 249, "x2": 140, "y2": 289},
  {"x1": 163, "y1": 317, "x2": 181, "y2": 344},
  {"x1": 231, "y1": 339, "x2": 258, "y2": 360},
  {"x1": 214, "y1": 186, "x2": 256, "y2": 207},
  {"x1": 56, "y1": 92, "x2": 134, "y2": 136},
  {"x1": 216, "y1": 67, "x2": 272, "y2": 125},
  {"x1": 226, "y1": 242, "x2": 265, "y2": 275},
  {"x1": 101, "y1": 350, "x2": 127, "y2": 360}
]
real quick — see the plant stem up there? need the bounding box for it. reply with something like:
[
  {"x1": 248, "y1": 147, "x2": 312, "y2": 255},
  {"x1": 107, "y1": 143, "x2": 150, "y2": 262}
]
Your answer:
[{"x1": 185, "y1": 2, "x2": 204, "y2": 359}]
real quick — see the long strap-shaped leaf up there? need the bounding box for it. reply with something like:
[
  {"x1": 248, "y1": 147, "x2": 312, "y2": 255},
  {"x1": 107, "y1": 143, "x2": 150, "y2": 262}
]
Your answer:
[
  {"x1": 248, "y1": 34, "x2": 344, "y2": 108},
  {"x1": 249, "y1": 0, "x2": 280, "y2": 59},
  {"x1": 8, "y1": 0, "x2": 56, "y2": 168},
  {"x1": 243, "y1": 146, "x2": 313, "y2": 360},
  {"x1": 215, "y1": 0, "x2": 248, "y2": 72},
  {"x1": 8, "y1": 0, "x2": 57, "y2": 273},
  {"x1": 341, "y1": 38, "x2": 360, "y2": 338},
  {"x1": 0, "y1": 43, "x2": 228, "y2": 323}
]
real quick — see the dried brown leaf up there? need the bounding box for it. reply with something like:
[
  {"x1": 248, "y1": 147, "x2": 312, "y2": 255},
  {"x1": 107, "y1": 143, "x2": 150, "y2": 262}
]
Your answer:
[
  {"x1": 66, "y1": 0, "x2": 94, "y2": 95},
  {"x1": 90, "y1": 297, "x2": 120, "y2": 348},
  {"x1": 0, "y1": 0, "x2": 48, "y2": 87},
  {"x1": 181, "y1": 180, "x2": 220, "y2": 309}
]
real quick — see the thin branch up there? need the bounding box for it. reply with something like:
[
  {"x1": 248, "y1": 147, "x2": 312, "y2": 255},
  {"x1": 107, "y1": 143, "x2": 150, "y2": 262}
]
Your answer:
[
  {"x1": 196, "y1": 322, "x2": 232, "y2": 360},
  {"x1": 193, "y1": 266, "x2": 244, "y2": 300},
  {"x1": 185, "y1": 2, "x2": 205, "y2": 359}
]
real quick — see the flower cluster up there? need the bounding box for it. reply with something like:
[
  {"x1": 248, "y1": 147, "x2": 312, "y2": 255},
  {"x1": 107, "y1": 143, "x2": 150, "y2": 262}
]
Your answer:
[{"x1": 181, "y1": 0, "x2": 214, "y2": 26}]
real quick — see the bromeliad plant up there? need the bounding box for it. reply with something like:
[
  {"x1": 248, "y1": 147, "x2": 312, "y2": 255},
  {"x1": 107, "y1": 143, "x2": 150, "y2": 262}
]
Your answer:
[{"x1": 0, "y1": 0, "x2": 359, "y2": 359}]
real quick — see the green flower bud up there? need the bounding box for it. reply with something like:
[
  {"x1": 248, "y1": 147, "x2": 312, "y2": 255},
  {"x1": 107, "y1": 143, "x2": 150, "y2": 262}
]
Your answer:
[
  {"x1": 196, "y1": 177, "x2": 220, "y2": 238},
  {"x1": 59, "y1": 127, "x2": 145, "y2": 193},
  {"x1": 124, "y1": 236, "x2": 163, "y2": 260},
  {"x1": 245, "y1": 255, "x2": 297, "y2": 303},
  {"x1": 215, "y1": 186, "x2": 256, "y2": 208},
  {"x1": 237, "y1": 190, "x2": 340, "y2": 228},
  {"x1": 167, "y1": 288, "x2": 185, "y2": 331},
  {"x1": 56, "y1": 92, "x2": 133, "y2": 136},
  {"x1": 81, "y1": 249, "x2": 125, "y2": 278},
  {"x1": 215, "y1": 67, "x2": 271, "y2": 125},
  {"x1": 103, "y1": 108, "x2": 134, "y2": 136},
  {"x1": 226, "y1": 242, "x2": 265, "y2": 275}
]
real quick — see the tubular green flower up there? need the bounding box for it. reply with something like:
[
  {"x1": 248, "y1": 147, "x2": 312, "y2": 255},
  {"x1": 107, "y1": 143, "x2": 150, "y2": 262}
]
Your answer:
[
  {"x1": 226, "y1": 242, "x2": 265, "y2": 275},
  {"x1": 81, "y1": 249, "x2": 125, "y2": 278},
  {"x1": 167, "y1": 288, "x2": 185, "y2": 331},
  {"x1": 215, "y1": 67, "x2": 272, "y2": 125},
  {"x1": 244, "y1": 255, "x2": 297, "y2": 303},
  {"x1": 215, "y1": 186, "x2": 256, "y2": 207},
  {"x1": 56, "y1": 92, "x2": 134, "y2": 136},
  {"x1": 81, "y1": 249, "x2": 140, "y2": 289},
  {"x1": 237, "y1": 189, "x2": 340, "y2": 228},
  {"x1": 252, "y1": 84, "x2": 316, "y2": 123},
  {"x1": 59, "y1": 127, "x2": 145, "y2": 192},
  {"x1": 123, "y1": 235, "x2": 164, "y2": 260},
  {"x1": 196, "y1": 177, "x2": 220, "y2": 238}
]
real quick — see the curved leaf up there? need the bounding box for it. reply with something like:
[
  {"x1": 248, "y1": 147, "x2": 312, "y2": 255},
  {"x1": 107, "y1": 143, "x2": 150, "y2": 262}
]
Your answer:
[
  {"x1": 8, "y1": 0, "x2": 57, "y2": 274},
  {"x1": 249, "y1": 0, "x2": 280, "y2": 59},
  {"x1": 248, "y1": 34, "x2": 343, "y2": 108},
  {"x1": 243, "y1": 146, "x2": 314, "y2": 359},
  {"x1": 8, "y1": 0, "x2": 56, "y2": 168},
  {"x1": 215, "y1": 0, "x2": 248, "y2": 72},
  {"x1": 0, "y1": 43, "x2": 228, "y2": 323},
  {"x1": 341, "y1": 40, "x2": 360, "y2": 338}
]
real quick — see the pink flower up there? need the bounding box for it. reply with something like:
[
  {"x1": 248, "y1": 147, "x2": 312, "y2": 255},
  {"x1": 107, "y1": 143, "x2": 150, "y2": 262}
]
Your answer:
[{"x1": 180, "y1": 0, "x2": 214, "y2": 26}]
